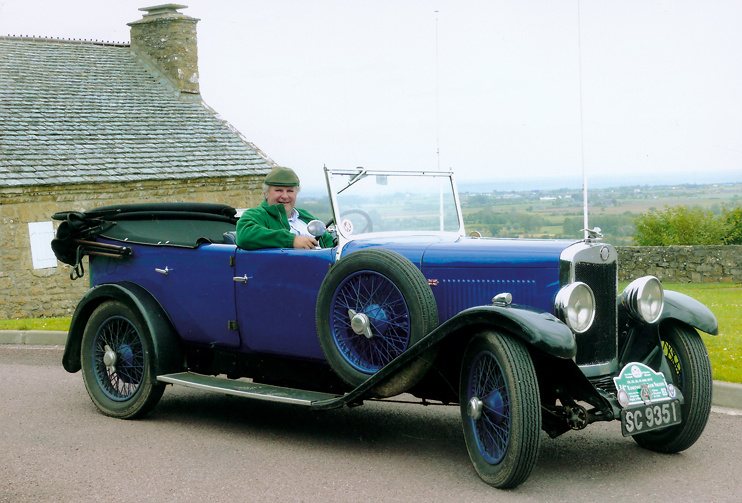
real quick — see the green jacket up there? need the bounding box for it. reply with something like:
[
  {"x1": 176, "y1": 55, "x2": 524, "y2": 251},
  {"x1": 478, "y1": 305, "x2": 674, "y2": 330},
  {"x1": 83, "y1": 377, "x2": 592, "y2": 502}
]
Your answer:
[{"x1": 235, "y1": 200, "x2": 333, "y2": 250}]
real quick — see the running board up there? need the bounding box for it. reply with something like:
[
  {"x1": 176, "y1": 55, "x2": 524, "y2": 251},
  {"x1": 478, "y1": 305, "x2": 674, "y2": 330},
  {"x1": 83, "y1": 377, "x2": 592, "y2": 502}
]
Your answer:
[{"x1": 157, "y1": 372, "x2": 340, "y2": 407}]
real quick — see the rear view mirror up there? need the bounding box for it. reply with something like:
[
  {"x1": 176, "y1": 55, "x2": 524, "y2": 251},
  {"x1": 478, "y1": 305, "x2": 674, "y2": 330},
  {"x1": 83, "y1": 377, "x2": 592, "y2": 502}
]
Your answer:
[{"x1": 307, "y1": 220, "x2": 327, "y2": 237}]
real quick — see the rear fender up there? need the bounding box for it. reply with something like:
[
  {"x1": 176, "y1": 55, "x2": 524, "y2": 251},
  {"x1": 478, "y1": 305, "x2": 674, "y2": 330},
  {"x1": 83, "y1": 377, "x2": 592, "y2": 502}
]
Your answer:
[{"x1": 62, "y1": 282, "x2": 184, "y2": 380}]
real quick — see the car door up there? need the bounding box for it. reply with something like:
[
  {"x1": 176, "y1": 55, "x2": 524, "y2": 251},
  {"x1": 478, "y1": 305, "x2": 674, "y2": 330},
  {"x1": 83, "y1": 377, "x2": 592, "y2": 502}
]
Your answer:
[
  {"x1": 233, "y1": 247, "x2": 334, "y2": 360},
  {"x1": 123, "y1": 243, "x2": 242, "y2": 348}
]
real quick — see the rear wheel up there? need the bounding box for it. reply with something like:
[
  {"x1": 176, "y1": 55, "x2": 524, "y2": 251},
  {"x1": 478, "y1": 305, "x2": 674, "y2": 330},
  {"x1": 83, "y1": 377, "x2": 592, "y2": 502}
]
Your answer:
[
  {"x1": 633, "y1": 323, "x2": 712, "y2": 452},
  {"x1": 81, "y1": 301, "x2": 165, "y2": 419},
  {"x1": 460, "y1": 331, "x2": 541, "y2": 489}
]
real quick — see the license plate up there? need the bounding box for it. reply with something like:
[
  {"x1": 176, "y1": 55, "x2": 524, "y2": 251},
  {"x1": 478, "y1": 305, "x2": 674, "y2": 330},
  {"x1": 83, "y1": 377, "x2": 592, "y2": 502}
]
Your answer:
[{"x1": 621, "y1": 401, "x2": 681, "y2": 436}]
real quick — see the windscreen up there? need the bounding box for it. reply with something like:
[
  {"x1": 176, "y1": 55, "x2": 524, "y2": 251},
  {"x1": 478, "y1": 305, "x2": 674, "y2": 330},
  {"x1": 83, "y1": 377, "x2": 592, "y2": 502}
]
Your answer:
[{"x1": 327, "y1": 171, "x2": 462, "y2": 236}]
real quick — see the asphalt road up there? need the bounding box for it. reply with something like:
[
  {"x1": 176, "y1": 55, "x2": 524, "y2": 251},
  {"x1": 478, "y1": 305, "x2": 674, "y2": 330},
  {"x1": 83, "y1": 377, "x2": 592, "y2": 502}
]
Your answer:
[{"x1": 2, "y1": 345, "x2": 741, "y2": 503}]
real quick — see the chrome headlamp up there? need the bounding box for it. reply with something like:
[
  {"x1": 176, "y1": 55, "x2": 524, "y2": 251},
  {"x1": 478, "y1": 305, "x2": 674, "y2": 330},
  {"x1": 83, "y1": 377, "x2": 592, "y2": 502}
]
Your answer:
[
  {"x1": 621, "y1": 276, "x2": 664, "y2": 324},
  {"x1": 555, "y1": 282, "x2": 596, "y2": 333}
]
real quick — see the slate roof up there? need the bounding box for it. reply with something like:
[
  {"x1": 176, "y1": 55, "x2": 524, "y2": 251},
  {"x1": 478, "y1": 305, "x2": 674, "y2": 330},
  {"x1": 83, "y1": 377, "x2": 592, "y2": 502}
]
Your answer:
[{"x1": 0, "y1": 37, "x2": 274, "y2": 188}]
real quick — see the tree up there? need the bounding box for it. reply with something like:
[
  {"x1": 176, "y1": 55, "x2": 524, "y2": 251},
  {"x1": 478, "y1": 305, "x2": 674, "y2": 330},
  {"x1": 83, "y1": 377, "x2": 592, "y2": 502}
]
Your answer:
[
  {"x1": 632, "y1": 206, "x2": 726, "y2": 246},
  {"x1": 723, "y1": 205, "x2": 742, "y2": 245}
]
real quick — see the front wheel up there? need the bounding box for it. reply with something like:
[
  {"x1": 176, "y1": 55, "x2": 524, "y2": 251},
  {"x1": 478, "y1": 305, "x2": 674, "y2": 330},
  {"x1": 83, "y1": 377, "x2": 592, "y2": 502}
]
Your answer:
[
  {"x1": 460, "y1": 331, "x2": 541, "y2": 489},
  {"x1": 81, "y1": 301, "x2": 165, "y2": 419},
  {"x1": 633, "y1": 323, "x2": 712, "y2": 453}
]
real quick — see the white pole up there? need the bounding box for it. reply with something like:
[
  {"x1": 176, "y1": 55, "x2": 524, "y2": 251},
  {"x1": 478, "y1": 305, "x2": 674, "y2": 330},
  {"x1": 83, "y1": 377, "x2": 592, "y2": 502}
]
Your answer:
[
  {"x1": 578, "y1": 0, "x2": 588, "y2": 239},
  {"x1": 440, "y1": 179, "x2": 445, "y2": 231},
  {"x1": 436, "y1": 11, "x2": 444, "y2": 231},
  {"x1": 435, "y1": 11, "x2": 441, "y2": 172}
]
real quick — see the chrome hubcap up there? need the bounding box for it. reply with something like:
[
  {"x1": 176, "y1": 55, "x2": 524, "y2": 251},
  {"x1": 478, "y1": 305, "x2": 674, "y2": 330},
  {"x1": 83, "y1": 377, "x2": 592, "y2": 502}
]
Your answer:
[
  {"x1": 467, "y1": 396, "x2": 483, "y2": 420},
  {"x1": 103, "y1": 344, "x2": 117, "y2": 374},
  {"x1": 348, "y1": 309, "x2": 374, "y2": 339}
]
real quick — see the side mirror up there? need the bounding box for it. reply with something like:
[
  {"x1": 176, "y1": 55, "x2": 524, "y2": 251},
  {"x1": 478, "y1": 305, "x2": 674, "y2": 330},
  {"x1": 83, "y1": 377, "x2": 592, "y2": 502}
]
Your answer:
[{"x1": 307, "y1": 220, "x2": 327, "y2": 238}]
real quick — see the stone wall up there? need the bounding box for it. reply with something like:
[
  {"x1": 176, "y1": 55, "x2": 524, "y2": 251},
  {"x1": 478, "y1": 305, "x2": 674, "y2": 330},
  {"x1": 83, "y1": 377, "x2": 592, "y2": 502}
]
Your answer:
[
  {"x1": 616, "y1": 245, "x2": 742, "y2": 284},
  {"x1": 0, "y1": 176, "x2": 265, "y2": 320}
]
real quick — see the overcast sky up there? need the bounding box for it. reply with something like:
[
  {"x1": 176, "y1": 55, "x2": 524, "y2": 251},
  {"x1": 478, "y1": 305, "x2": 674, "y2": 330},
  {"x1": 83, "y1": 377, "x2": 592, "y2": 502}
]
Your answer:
[{"x1": 2, "y1": 0, "x2": 741, "y2": 191}]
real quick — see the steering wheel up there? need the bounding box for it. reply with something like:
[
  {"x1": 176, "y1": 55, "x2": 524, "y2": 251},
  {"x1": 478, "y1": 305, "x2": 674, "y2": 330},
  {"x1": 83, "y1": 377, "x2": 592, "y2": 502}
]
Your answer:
[{"x1": 339, "y1": 209, "x2": 374, "y2": 234}]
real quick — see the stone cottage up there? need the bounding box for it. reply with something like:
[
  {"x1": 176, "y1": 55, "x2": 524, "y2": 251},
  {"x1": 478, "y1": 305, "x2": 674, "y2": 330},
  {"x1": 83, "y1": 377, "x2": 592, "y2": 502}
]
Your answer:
[{"x1": 0, "y1": 5, "x2": 275, "y2": 320}]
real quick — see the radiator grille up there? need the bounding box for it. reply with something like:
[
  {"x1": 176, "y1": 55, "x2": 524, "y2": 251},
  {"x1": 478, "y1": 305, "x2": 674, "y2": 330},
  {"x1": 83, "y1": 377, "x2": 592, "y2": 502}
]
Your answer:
[{"x1": 574, "y1": 261, "x2": 617, "y2": 366}]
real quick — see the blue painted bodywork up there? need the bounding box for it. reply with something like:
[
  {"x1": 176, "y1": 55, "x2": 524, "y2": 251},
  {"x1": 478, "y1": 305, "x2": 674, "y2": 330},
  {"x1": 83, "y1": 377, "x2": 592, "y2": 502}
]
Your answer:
[
  {"x1": 422, "y1": 238, "x2": 566, "y2": 322},
  {"x1": 233, "y1": 247, "x2": 334, "y2": 359},
  {"x1": 91, "y1": 242, "x2": 240, "y2": 348},
  {"x1": 343, "y1": 236, "x2": 567, "y2": 324},
  {"x1": 88, "y1": 233, "x2": 574, "y2": 363}
]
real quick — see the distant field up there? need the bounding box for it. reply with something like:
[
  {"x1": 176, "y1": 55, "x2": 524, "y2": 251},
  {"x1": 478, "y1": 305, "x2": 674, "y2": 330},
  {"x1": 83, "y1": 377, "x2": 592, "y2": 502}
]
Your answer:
[
  {"x1": 301, "y1": 181, "x2": 741, "y2": 245},
  {"x1": 459, "y1": 181, "x2": 741, "y2": 244},
  {"x1": 593, "y1": 196, "x2": 738, "y2": 216}
]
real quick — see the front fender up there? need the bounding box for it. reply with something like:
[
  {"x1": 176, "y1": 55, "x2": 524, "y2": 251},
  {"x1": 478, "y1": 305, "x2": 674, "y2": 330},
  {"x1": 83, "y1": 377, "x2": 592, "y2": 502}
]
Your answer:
[
  {"x1": 62, "y1": 282, "x2": 184, "y2": 379},
  {"x1": 660, "y1": 290, "x2": 719, "y2": 335},
  {"x1": 311, "y1": 303, "x2": 576, "y2": 410},
  {"x1": 441, "y1": 305, "x2": 577, "y2": 359}
]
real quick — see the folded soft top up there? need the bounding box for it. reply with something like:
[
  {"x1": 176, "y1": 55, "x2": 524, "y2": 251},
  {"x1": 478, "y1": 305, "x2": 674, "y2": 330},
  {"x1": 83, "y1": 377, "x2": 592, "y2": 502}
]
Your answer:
[{"x1": 51, "y1": 202, "x2": 239, "y2": 278}]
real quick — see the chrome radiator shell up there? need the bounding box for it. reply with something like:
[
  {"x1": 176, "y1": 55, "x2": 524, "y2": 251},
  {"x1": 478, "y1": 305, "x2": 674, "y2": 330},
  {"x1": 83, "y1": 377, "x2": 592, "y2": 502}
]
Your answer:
[{"x1": 559, "y1": 242, "x2": 619, "y2": 377}]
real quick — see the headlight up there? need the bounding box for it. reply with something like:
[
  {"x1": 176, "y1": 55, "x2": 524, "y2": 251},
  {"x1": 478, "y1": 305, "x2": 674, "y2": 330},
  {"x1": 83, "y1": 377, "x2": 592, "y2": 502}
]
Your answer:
[
  {"x1": 621, "y1": 276, "x2": 664, "y2": 324},
  {"x1": 555, "y1": 282, "x2": 596, "y2": 333}
]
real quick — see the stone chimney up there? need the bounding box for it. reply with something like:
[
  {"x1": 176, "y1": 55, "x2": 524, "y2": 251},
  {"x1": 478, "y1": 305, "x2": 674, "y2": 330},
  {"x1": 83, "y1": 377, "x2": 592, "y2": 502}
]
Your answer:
[{"x1": 128, "y1": 4, "x2": 200, "y2": 95}]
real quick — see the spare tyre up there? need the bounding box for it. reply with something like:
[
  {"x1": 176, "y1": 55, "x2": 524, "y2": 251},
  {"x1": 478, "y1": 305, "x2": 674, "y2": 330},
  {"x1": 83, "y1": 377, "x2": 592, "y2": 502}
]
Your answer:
[{"x1": 315, "y1": 249, "x2": 439, "y2": 397}]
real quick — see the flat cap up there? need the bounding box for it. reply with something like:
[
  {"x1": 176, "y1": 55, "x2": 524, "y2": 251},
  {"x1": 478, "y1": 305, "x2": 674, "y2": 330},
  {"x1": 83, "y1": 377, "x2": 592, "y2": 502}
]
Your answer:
[{"x1": 264, "y1": 166, "x2": 300, "y2": 186}]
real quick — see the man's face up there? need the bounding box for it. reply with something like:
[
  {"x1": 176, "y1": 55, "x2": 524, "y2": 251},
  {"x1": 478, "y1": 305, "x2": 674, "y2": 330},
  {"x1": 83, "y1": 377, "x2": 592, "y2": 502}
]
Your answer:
[{"x1": 265, "y1": 185, "x2": 297, "y2": 214}]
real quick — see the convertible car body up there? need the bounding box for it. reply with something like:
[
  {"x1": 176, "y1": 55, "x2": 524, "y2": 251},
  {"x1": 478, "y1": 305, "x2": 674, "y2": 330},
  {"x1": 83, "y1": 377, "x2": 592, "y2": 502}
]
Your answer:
[{"x1": 52, "y1": 168, "x2": 718, "y2": 489}]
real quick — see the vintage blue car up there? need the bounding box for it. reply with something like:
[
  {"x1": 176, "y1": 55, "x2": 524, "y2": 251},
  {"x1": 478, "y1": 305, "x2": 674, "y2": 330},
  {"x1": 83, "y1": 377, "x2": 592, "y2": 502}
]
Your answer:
[{"x1": 52, "y1": 168, "x2": 718, "y2": 488}]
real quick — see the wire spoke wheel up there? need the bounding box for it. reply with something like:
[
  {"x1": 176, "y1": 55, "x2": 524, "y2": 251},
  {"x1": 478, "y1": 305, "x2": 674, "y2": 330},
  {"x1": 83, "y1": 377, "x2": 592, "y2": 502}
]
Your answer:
[
  {"x1": 316, "y1": 249, "x2": 438, "y2": 396},
  {"x1": 81, "y1": 301, "x2": 165, "y2": 419},
  {"x1": 467, "y1": 350, "x2": 511, "y2": 464},
  {"x1": 460, "y1": 331, "x2": 540, "y2": 489},
  {"x1": 331, "y1": 270, "x2": 410, "y2": 373},
  {"x1": 92, "y1": 316, "x2": 145, "y2": 400}
]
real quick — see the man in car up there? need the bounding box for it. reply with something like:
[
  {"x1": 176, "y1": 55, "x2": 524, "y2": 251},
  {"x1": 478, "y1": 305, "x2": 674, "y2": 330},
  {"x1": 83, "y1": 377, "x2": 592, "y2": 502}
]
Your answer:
[{"x1": 236, "y1": 166, "x2": 333, "y2": 250}]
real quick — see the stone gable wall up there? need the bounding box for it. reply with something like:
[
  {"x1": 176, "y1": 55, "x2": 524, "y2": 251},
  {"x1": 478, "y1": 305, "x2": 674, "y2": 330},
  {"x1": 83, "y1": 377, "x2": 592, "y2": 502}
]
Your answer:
[
  {"x1": 0, "y1": 176, "x2": 264, "y2": 320},
  {"x1": 616, "y1": 245, "x2": 742, "y2": 284}
]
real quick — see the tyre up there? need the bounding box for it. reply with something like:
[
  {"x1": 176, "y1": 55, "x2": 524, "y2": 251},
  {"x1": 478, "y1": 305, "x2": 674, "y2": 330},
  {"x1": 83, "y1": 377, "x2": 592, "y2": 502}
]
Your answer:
[
  {"x1": 81, "y1": 300, "x2": 165, "y2": 419},
  {"x1": 316, "y1": 249, "x2": 438, "y2": 397},
  {"x1": 460, "y1": 331, "x2": 541, "y2": 489},
  {"x1": 633, "y1": 323, "x2": 712, "y2": 453}
]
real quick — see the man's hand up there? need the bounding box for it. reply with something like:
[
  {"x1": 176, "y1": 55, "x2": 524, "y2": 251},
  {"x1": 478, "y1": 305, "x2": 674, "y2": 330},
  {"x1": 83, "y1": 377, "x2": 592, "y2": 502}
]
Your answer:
[{"x1": 293, "y1": 235, "x2": 319, "y2": 249}]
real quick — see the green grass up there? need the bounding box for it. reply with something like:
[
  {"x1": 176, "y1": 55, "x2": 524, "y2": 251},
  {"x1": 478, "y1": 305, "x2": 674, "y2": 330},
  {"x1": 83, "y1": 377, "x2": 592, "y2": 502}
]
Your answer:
[
  {"x1": 2, "y1": 283, "x2": 739, "y2": 383},
  {"x1": 659, "y1": 283, "x2": 742, "y2": 384},
  {"x1": 0, "y1": 317, "x2": 71, "y2": 331}
]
